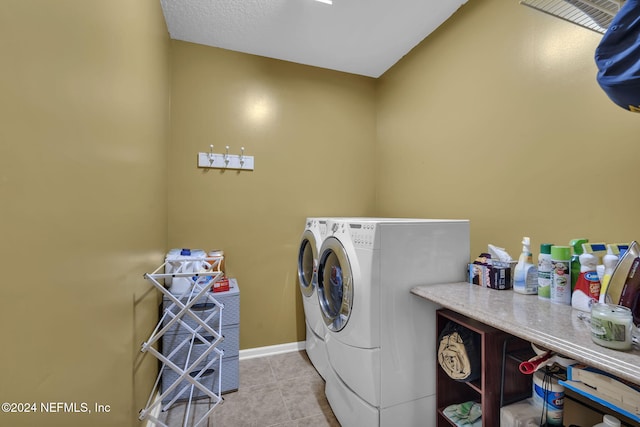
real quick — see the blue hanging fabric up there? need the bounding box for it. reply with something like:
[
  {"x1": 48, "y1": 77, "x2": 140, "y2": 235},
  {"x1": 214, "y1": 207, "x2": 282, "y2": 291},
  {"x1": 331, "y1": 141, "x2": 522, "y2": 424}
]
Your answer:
[{"x1": 595, "y1": 0, "x2": 640, "y2": 113}]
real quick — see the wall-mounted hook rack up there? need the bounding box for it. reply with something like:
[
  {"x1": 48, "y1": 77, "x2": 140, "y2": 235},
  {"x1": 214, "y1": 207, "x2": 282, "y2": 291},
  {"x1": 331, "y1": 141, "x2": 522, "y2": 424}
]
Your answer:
[{"x1": 197, "y1": 145, "x2": 254, "y2": 171}]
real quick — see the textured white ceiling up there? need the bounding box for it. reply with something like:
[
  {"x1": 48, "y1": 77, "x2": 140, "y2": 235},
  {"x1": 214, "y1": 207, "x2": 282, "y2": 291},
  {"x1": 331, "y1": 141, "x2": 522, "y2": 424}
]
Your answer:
[{"x1": 160, "y1": 0, "x2": 468, "y2": 78}]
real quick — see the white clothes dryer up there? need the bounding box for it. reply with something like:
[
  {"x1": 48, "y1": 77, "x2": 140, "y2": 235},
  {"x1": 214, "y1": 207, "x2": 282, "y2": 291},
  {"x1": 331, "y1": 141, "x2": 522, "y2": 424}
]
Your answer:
[
  {"x1": 317, "y1": 218, "x2": 470, "y2": 427},
  {"x1": 297, "y1": 217, "x2": 329, "y2": 379}
]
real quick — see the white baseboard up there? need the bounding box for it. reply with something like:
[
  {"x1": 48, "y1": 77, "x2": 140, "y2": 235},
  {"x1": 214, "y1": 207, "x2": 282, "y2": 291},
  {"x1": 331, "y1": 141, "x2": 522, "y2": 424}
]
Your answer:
[{"x1": 239, "y1": 341, "x2": 305, "y2": 360}]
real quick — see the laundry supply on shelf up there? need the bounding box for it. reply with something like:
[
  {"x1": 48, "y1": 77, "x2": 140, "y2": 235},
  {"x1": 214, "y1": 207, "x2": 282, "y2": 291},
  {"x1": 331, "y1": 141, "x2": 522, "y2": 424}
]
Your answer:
[
  {"x1": 551, "y1": 246, "x2": 572, "y2": 305},
  {"x1": 572, "y1": 245, "x2": 602, "y2": 312},
  {"x1": 500, "y1": 397, "x2": 542, "y2": 427},
  {"x1": 538, "y1": 243, "x2": 554, "y2": 301},
  {"x1": 560, "y1": 364, "x2": 640, "y2": 423},
  {"x1": 532, "y1": 370, "x2": 564, "y2": 426},
  {"x1": 519, "y1": 350, "x2": 556, "y2": 375},
  {"x1": 582, "y1": 243, "x2": 608, "y2": 281},
  {"x1": 164, "y1": 248, "x2": 227, "y2": 295},
  {"x1": 165, "y1": 248, "x2": 210, "y2": 295},
  {"x1": 442, "y1": 401, "x2": 482, "y2": 427},
  {"x1": 570, "y1": 238, "x2": 590, "y2": 293},
  {"x1": 514, "y1": 237, "x2": 538, "y2": 295},
  {"x1": 208, "y1": 249, "x2": 225, "y2": 274},
  {"x1": 468, "y1": 249, "x2": 514, "y2": 290},
  {"x1": 600, "y1": 244, "x2": 620, "y2": 304},
  {"x1": 592, "y1": 414, "x2": 622, "y2": 427},
  {"x1": 530, "y1": 343, "x2": 576, "y2": 368}
]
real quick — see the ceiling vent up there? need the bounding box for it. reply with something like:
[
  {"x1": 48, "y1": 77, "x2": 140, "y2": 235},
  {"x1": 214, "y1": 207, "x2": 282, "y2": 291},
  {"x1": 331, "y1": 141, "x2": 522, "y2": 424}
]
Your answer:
[{"x1": 520, "y1": 0, "x2": 624, "y2": 33}]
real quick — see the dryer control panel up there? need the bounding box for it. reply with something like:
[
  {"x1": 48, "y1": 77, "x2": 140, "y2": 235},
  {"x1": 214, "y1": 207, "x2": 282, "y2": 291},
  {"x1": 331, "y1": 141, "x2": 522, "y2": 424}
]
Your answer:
[{"x1": 348, "y1": 223, "x2": 377, "y2": 248}]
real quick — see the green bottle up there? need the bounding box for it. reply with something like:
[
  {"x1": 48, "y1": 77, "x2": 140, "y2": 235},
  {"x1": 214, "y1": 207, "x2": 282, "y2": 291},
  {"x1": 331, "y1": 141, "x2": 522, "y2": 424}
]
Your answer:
[{"x1": 569, "y1": 238, "x2": 589, "y2": 293}]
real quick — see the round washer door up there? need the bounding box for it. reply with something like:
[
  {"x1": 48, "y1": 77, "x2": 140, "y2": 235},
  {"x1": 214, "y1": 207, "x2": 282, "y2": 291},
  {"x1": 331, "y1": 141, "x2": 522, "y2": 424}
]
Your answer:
[
  {"x1": 317, "y1": 236, "x2": 353, "y2": 332},
  {"x1": 297, "y1": 230, "x2": 318, "y2": 298}
]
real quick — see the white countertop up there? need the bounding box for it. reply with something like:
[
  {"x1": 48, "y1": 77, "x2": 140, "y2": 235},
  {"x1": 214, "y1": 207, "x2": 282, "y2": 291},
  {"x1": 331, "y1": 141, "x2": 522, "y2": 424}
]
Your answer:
[{"x1": 411, "y1": 282, "x2": 640, "y2": 386}]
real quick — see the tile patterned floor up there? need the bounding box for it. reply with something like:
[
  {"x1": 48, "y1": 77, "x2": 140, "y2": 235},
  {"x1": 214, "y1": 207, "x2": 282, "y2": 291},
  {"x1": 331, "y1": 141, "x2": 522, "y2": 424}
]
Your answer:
[{"x1": 159, "y1": 351, "x2": 340, "y2": 427}]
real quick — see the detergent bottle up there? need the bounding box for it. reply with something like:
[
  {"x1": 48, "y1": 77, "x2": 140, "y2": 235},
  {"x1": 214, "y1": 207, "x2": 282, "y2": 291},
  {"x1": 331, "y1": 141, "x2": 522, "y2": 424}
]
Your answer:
[
  {"x1": 592, "y1": 414, "x2": 621, "y2": 427},
  {"x1": 582, "y1": 242, "x2": 607, "y2": 283},
  {"x1": 514, "y1": 237, "x2": 538, "y2": 295},
  {"x1": 571, "y1": 245, "x2": 601, "y2": 312},
  {"x1": 600, "y1": 244, "x2": 620, "y2": 303}
]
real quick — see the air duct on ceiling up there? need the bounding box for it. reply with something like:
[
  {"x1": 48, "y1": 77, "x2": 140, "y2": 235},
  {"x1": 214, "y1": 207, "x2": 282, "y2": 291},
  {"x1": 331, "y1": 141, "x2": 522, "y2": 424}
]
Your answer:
[{"x1": 520, "y1": 0, "x2": 624, "y2": 33}]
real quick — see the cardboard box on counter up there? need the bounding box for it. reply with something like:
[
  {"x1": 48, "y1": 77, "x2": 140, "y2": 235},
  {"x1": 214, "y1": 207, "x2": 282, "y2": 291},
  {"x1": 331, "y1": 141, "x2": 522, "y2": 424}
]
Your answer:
[{"x1": 468, "y1": 261, "x2": 514, "y2": 290}]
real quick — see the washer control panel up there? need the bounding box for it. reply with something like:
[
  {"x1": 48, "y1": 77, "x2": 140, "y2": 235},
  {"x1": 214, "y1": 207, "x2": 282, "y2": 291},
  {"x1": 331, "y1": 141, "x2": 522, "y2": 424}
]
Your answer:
[{"x1": 337, "y1": 222, "x2": 376, "y2": 248}]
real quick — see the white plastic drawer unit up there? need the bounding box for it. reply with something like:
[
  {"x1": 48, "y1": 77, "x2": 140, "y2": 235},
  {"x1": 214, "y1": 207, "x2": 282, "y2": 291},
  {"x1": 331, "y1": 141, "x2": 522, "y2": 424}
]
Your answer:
[
  {"x1": 161, "y1": 282, "x2": 240, "y2": 402},
  {"x1": 162, "y1": 285, "x2": 240, "y2": 334},
  {"x1": 162, "y1": 325, "x2": 240, "y2": 364},
  {"x1": 161, "y1": 357, "x2": 239, "y2": 403}
]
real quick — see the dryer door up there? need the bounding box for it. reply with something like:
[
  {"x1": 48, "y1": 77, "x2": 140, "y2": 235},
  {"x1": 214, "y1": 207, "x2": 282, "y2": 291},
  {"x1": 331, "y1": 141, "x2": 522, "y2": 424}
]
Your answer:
[
  {"x1": 297, "y1": 229, "x2": 318, "y2": 298},
  {"x1": 317, "y1": 236, "x2": 353, "y2": 332}
]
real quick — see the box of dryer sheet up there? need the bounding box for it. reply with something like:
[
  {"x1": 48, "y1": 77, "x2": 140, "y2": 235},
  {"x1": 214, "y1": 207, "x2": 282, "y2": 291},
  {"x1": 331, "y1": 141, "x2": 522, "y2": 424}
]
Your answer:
[
  {"x1": 560, "y1": 364, "x2": 640, "y2": 423},
  {"x1": 469, "y1": 260, "x2": 514, "y2": 290}
]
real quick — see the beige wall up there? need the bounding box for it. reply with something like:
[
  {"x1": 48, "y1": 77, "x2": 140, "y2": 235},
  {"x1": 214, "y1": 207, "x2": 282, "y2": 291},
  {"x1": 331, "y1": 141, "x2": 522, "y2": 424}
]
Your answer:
[
  {"x1": 3, "y1": 0, "x2": 640, "y2": 424},
  {"x1": 377, "y1": 0, "x2": 640, "y2": 259},
  {"x1": 0, "y1": 1, "x2": 170, "y2": 426},
  {"x1": 167, "y1": 41, "x2": 377, "y2": 348}
]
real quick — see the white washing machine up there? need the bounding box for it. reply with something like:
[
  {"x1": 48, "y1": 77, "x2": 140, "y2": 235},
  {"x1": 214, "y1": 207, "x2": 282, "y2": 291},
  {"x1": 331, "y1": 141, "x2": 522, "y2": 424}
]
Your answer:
[
  {"x1": 297, "y1": 217, "x2": 329, "y2": 379},
  {"x1": 317, "y1": 218, "x2": 470, "y2": 427}
]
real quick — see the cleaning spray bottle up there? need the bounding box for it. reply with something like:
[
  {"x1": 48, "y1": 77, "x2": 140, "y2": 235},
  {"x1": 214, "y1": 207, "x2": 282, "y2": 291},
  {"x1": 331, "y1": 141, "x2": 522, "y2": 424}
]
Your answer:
[
  {"x1": 514, "y1": 237, "x2": 538, "y2": 295},
  {"x1": 571, "y1": 244, "x2": 601, "y2": 312},
  {"x1": 600, "y1": 244, "x2": 620, "y2": 303},
  {"x1": 570, "y1": 238, "x2": 589, "y2": 293}
]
